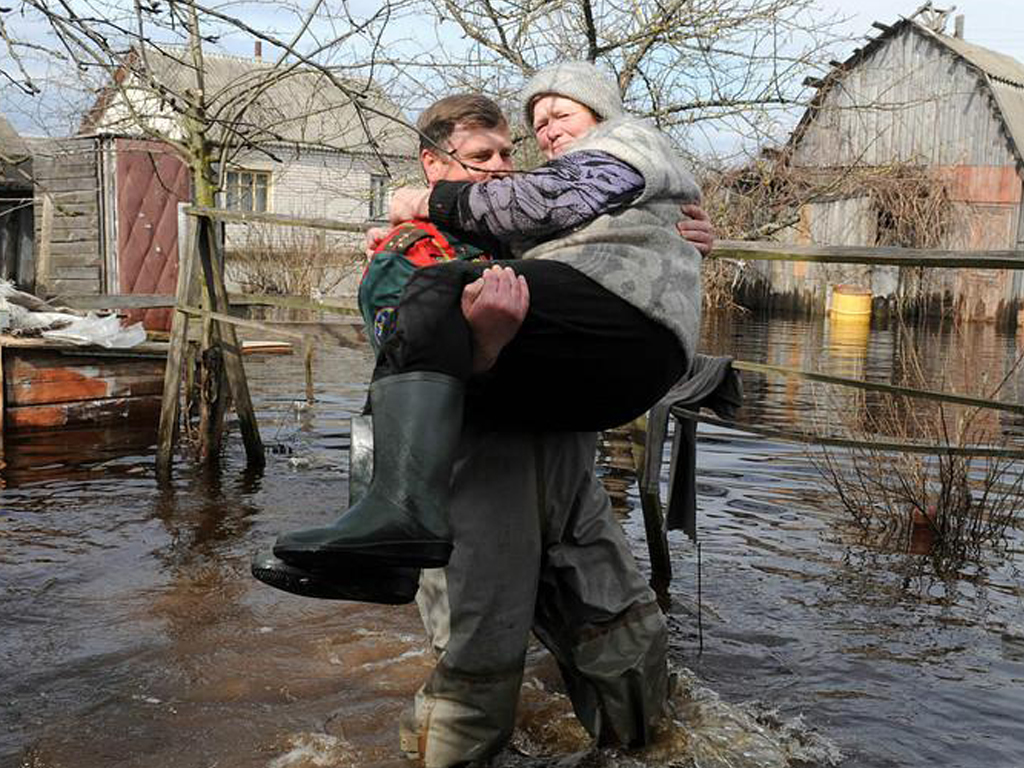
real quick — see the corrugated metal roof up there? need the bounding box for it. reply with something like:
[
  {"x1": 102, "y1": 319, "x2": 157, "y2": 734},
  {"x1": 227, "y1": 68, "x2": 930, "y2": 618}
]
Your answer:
[
  {"x1": 925, "y1": 27, "x2": 1024, "y2": 88},
  {"x1": 919, "y1": 25, "x2": 1024, "y2": 169},
  {"x1": 791, "y1": 18, "x2": 1024, "y2": 169},
  {"x1": 91, "y1": 46, "x2": 416, "y2": 158}
]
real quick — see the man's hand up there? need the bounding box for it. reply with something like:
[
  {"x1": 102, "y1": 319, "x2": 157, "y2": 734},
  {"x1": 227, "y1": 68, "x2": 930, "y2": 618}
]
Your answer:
[
  {"x1": 364, "y1": 226, "x2": 388, "y2": 258},
  {"x1": 677, "y1": 204, "x2": 715, "y2": 256},
  {"x1": 461, "y1": 265, "x2": 530, "y2": 373},
  {"x1": 389, "y1": 187, "x2": 431, "y2": 225}
]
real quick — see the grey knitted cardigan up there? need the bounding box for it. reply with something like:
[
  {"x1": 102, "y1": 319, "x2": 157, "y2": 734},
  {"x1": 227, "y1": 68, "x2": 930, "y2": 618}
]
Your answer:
[{"x1": 521, "y1": 115, "x2": 703, "y2": 366}]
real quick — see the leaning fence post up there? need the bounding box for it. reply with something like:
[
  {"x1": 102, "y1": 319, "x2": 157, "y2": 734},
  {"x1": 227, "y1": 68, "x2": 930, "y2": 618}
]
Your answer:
[
  {"x1": 304, "y1": 339, "x2": 315, "y2": 405},
  {"x1": 196, "y1": 221, "x2": 228, "y2": 464},
  {"x1": 195, "y1": 215, "x2": 265, "y2": 470},
  {"x1": 156, "y1": 213, "x2": 200, "y2": 477},
  {"x1": 630, "y1": 413, "x2": 673, "y2": 606}
]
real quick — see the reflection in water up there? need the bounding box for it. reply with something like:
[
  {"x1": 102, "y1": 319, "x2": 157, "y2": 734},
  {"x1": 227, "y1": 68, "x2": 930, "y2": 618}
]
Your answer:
[{"x1": 2, "y1": 318, "x2": 1023, "y2": 768}]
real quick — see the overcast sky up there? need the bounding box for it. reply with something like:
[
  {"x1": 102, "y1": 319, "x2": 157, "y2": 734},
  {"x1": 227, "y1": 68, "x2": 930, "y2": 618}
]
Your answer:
[{"x1": 822, "y1": 0, "x2": 1024, "y2": 64}]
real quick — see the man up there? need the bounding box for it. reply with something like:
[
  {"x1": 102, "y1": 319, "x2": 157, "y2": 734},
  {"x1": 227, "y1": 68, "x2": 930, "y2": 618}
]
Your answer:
[
  {"x1": 376, "y1": 95, "x2": 714, "y2": 766},
  {"x1": 258, "y1": 94, "x2": 714, "y2": 766}
]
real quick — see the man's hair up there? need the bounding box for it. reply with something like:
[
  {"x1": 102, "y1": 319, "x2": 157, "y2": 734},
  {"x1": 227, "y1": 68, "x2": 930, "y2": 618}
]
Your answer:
[{"x1": 417, "y1": 94, "x2": 508, "y2": 155}]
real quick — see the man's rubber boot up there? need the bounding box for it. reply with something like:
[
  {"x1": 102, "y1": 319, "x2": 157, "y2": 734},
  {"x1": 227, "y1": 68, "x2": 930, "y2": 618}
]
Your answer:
[
  {"x1": 273, "y1": 371, "x2": 462, "y2": 570},
  {"x1": 250, "y1": 550, "x2": 419, "y2": 604}
]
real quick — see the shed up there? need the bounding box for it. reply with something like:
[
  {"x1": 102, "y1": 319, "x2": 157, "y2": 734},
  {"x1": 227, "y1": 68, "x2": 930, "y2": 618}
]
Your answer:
[
  {"x1": 757, "y1": 10, "x2": 1024, "y2": 324},
  {"x1": 1, "y1": 114, "x2": 34, "y2": 290}
]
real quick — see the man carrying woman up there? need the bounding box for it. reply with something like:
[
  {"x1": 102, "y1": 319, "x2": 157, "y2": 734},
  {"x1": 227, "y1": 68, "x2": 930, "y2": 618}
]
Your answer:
[{"x1": 272, "y1": 61, "x2": 705, "y2": 576}]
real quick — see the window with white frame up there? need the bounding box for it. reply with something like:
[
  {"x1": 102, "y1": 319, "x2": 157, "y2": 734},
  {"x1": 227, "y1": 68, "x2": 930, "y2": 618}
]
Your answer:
[
  {"x1": 369, "y1": 174, "x2": 388, "y2": 221},
  {"x1": 225, "y1": 170, "x2": 270, "y2": 212}
]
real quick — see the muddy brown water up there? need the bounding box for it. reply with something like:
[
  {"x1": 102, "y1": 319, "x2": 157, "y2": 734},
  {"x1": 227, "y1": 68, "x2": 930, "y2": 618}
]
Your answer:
[{"x1": 2, "y1": 314, "x2": 1023, "y2": 768}]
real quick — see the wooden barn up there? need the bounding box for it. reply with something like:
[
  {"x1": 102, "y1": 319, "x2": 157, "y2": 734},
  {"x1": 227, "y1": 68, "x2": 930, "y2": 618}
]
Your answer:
[
  {"x1": 746, "y1": 7, "x2": 1024, "y2": 325},
  {"x1": 28, "y1": 45, "x2": 416, "y2": 325},
  {"x1": 0, "y1": 113, "x2": 34, "y2": 291}
]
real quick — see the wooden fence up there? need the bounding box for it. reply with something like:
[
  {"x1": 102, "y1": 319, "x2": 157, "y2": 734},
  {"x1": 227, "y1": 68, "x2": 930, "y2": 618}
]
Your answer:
[{"x1": 46, "y1": 210, "x2": 1024, "y2": 595}]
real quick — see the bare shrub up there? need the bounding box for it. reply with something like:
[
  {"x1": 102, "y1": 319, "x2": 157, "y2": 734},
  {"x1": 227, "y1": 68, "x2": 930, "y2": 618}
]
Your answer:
[
  {"x1": 700, "y1": 159, "x2": 954, "y2": 314},
  {"x1": 226, "y1": 222, "x2": 365, "y2": 299},
  {"x1": 812, "y1": 322, "x2": 1024, "y2": 573}
]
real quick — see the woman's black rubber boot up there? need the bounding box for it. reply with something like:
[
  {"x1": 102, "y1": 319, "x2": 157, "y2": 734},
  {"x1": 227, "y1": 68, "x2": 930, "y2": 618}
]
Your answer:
[{"x1": 273, "y1": 371, "x2": 462, "y2": 570}]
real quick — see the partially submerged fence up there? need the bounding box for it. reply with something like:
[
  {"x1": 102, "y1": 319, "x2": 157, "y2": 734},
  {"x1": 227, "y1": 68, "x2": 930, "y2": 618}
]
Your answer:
[
  {"x1": 703, "y1": 239, "x2": 1024, "y2": 458},
  {"x1": 52, "y1": 210, "x2": 1024, "y2": 592},
  {"x1": 637, "y1": 239, "x2": 1024, "y2": 595},
  {"x1": 148, "y1": 210, "x2": 1024, "y2": 476}
]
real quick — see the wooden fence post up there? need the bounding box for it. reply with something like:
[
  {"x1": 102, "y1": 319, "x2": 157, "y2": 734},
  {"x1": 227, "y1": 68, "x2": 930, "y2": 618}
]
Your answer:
[
  {"x1": 195, "y1": 215, "x2": 265, "y2": 469},
  {"x1": 156, "y1": 218, "x2": 199, "y2": 477},
  {"x1": 36, "y1": 194, "x2": 53, "y2": 296},
  {"x1": 304, "y1": 339, "x2": 315, "y2": 405},
  {"x1": 0, "y1": 341, "x2": 6, "y2": 469}
]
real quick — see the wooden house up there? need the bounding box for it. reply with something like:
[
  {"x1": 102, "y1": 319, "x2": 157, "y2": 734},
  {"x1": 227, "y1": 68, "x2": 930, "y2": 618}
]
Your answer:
[
  {"x1": 0, "y1": 113, "x2": 34, "y2": 290},
  {"x1": 747, "y1": 9, "x2": 1024, "y2": 325},
  {"x1": 30, "y1": 46, "x2": 417, "y2": 324}
]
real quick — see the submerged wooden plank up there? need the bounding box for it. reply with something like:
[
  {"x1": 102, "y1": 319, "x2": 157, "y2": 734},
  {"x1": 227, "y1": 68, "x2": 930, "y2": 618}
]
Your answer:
[{"x1": 5, "y1": 395, "x2": 162, "y2": 431}]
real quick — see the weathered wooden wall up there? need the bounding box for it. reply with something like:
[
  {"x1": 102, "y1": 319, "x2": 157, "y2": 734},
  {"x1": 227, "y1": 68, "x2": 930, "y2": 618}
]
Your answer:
[
  {"x1": 750, "y1": 24, "x2": 1024, "y2": 323},
  {"x1": 793, "y1": 29, "x2": 1017, "y2": 169},
  {"x1": 31, "y1": 137, "x2": 103, "y2": 297}
]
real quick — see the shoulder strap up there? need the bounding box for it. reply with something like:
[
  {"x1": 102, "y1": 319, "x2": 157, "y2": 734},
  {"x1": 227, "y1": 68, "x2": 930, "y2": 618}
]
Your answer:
[
  {"x1": 375, "y1": 219, "x2": 459, "y2": 262},
  {"x1": 375, "y1": 221, "x2": 434, "y2": 255}
]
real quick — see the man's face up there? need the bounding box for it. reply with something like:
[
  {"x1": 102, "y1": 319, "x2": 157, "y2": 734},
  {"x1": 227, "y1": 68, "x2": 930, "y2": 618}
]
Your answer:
[{"x1": 422, "y1": 123, "x2": 514, "y2": 185}]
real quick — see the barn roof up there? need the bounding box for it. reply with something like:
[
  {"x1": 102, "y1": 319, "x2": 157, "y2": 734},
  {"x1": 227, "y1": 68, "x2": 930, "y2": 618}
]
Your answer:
[
  {"x1": 791, "y1": 18, "x2": 1024, "y2": 168},
  {"x1": 920, "y1": 24, "x2": 1024, "y2": 167},
  {"x1": 83, "y1": 46, "x2": 416, "y2": 159}
]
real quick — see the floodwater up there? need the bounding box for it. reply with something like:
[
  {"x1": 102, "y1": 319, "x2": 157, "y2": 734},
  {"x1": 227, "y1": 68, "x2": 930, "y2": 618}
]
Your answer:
[{"x1": 2, "y1": 314, "x2": 1023, "y2": 768}]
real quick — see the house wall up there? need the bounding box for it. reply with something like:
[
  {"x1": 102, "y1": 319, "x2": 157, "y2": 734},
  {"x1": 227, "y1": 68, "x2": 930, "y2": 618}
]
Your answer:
[
  {"x1": 222, "y1": 146, "x2": 417, "y2": 241},
  {"x1": 30, "y1": 137, "x2": 104, "y2": 297},
  {"x1": 221, "y1": 146, "x2": 418, "y2": 296}
]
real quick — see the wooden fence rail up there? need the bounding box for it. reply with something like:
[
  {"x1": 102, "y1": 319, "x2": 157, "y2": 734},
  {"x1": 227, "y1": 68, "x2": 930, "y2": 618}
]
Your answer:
[{"x1": 715, "y1": 240, "x2": 1024, "y2": 269}]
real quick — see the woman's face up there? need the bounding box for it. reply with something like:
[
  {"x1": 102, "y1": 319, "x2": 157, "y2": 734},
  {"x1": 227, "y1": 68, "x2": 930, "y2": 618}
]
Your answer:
[{"x1": 531, "y1": 95, "x2": 599, "y2": 159}]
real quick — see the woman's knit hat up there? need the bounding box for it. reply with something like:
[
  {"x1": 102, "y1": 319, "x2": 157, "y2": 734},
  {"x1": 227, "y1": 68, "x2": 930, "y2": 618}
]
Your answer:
[{"x1": 521, "y1": 61, "x2": 624, "y2": 128}]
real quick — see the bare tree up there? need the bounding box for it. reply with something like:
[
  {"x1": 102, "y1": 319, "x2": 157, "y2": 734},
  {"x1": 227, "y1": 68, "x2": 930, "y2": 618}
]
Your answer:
[
  {"x1": 396, "y1": 0, "x2": 845, "y2": 161},
  {"x1": 2, "y1": 0, "x2": 419, "y2": 204}
]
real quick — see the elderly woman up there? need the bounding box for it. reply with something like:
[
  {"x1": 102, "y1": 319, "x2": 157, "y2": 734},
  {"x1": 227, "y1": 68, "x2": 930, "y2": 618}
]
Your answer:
[{"x1": 273, "y1": 61, "x2": 702, "y2": 573}]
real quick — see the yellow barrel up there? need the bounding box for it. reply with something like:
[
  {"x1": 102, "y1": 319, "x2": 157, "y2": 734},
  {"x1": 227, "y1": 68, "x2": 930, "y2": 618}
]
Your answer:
[{"x1": 829, "y1": 284, "x2": 872, "y2": 319}]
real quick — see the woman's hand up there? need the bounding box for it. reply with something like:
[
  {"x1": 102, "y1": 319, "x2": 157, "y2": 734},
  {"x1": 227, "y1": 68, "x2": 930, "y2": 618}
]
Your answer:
[
  {"x1": 389, "y1": 187, "x2": 431, "y2": 225},
  {"x1": 461, "y1": 266, "x2": 530, "y2": 373},
  {"x1": 677, "y1": 204, "x2": 715, "y2": 256}
]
